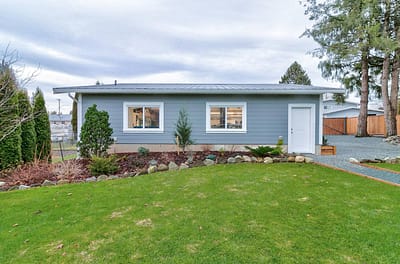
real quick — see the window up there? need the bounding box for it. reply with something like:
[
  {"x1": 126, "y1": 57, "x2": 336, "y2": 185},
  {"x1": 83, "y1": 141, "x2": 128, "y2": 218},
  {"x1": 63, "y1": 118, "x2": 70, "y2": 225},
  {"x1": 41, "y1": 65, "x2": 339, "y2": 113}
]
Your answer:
[
  {"x1": 206, "y1": 102, "x2": 246, "y2": 133},
  {"x1": 123, "y1": 102, "x2": 164, "y2": 132}
]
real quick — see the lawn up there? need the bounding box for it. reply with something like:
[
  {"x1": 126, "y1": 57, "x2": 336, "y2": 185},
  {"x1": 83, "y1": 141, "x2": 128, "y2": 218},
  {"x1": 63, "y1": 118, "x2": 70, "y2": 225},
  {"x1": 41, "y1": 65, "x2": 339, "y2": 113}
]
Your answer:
[
  {"x1": 1, "y1": 163, "x2": 399, "y2": 263},
  {"x1": 366, "y1": 162, "x2": 400, "y2": 173}
]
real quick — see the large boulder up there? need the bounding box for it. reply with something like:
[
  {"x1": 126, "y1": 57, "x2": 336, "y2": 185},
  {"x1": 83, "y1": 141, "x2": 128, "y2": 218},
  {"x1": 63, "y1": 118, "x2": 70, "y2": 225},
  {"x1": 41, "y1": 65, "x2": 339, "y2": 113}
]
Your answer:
[
  {"x1": 0, "y1": 181, "x2": 6, "y2": 187},
  {"x1": 349, "y1": 158, "x2": 359, "y2": 163},
  {"x1": 97, "y1": 175, "x2": 108, "y2": 181},
  {"x1": 203, "y1": 159, "x2": 215, "y2": 166},
  {"x1": 19, "y1": 185, "x2": 31, "y2": 190},
  {"x1": 235, "y1": 155, "x2": 244, "y2": 163},
  {"x1": 86, "y1": 176, "x2": 97, "y2": 182},
  {"x1": 158, "y1": 164, "x2": 169, "y2": 171},
  {"x1": 304, "y1": 157, "x2": 314, "y2": 164},
  {"x1": 168, "y1": 161, "x2": 179, "y2": 171},
  {"x1": 148, "y1": 165, "x2": 158, "y2": 174},
  {"x1": 295, "y1": 156, "x2": 305, "y2": 163},
  {"x1": 227, "y1": 157, "x2": 236, "y2": 164},
  {"x1": 242, "y1": 155, "x2": 252, "y2": 162},
  {"x1": 264, "y1": 157, "x2": 273, "y2": 164}
]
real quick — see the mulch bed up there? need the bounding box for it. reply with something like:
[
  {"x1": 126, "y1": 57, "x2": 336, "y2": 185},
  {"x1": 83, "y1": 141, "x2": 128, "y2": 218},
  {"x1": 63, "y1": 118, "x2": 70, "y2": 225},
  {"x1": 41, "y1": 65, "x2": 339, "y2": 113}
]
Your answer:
[{"x1": 0, "y1": 151, "x2": 247, "y2": 191}]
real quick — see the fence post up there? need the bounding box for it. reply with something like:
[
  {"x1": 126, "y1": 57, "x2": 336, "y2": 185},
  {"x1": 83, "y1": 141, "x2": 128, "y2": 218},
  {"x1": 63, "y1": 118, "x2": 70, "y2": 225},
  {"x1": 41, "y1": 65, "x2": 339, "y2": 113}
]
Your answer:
[{"x1": 344, "y1": 117, "x2": 347, "y2": 135}]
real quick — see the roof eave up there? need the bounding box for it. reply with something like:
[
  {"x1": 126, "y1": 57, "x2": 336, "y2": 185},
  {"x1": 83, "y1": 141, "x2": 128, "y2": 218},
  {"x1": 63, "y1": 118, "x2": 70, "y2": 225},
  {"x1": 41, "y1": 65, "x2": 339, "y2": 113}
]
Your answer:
[{"x1": 53, "y1": 88, "x2": 345, "y2": 95}]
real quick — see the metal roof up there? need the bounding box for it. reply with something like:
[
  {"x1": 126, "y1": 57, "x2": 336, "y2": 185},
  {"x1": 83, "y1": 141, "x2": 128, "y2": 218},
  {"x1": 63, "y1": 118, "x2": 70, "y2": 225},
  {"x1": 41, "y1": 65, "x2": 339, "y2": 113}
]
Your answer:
[{"x1": 53, "y1": 83, "x2": 345, "y2": 95}]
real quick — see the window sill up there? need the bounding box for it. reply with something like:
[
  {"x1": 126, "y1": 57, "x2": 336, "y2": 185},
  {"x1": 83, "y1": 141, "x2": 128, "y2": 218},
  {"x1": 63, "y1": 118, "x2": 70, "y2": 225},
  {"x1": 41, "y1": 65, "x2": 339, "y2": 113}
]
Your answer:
[
  {"x1": 123, "y1": 129, "x2": 164, "y2": 133},
  {"x1": 206, "y1": 130, "x2": 247, "y2": 134}
]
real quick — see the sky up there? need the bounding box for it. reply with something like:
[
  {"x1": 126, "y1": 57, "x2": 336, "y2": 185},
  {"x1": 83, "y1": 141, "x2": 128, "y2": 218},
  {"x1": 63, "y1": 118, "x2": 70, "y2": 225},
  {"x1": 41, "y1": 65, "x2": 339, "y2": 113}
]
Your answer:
[{"x1": 2, "y1": 0, "x2": 341, "y2": 113}]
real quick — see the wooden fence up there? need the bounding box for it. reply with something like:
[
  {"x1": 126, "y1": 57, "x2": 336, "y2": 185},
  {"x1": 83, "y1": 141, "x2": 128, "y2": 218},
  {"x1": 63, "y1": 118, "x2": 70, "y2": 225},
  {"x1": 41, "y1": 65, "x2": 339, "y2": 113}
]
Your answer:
[{"x1": 324, "y1": 115, "x2": 400, "y2": 136}]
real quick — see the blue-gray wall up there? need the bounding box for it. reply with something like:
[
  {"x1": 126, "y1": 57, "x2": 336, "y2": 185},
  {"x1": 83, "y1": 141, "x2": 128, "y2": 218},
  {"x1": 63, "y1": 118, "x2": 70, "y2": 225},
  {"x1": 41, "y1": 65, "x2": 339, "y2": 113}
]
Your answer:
[{"x1": 81, "y1": 94, "x2": 321, "y2": 145}]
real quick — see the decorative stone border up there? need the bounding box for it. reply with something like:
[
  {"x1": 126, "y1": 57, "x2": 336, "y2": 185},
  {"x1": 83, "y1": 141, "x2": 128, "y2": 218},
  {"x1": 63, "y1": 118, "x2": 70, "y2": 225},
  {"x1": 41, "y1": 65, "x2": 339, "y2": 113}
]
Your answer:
[{"x1": 0, "y1": 154, "x2": 313, "y2": 192}]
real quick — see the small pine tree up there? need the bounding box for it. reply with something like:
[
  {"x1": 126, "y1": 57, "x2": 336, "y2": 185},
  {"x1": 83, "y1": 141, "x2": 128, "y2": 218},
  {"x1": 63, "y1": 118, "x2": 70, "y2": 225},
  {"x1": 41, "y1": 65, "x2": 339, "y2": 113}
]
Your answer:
[
  {"x1": 174, "y1": 108, "x2": 193, "y2": 152},
  {"x1": 33, "y1": 88, "x2": 51, "y2": 162},
  {"x1": 77, "y1": 104, "x2": 114, "y2": 158},
  {"x1": 18, "y1": 90, "x2": 36, "y2": 163},
  {"x1": 279, "y1": 61, "x2": 312, "y2": 85},
  {"x1": 0, "y1": 65, "x2": 21, "y2": 170}
]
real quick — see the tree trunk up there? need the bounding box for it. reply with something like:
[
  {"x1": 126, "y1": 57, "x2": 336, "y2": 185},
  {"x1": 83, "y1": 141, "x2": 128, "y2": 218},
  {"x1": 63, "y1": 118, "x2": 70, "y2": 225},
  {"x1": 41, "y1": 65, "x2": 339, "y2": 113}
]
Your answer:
[
  {"x1": 356, "y1": 49, "x2": 369, "y2": 137},
  {"x1": 382, "y1": 54, "x2": 393, "y2": 137},
  {"x1": 390, "y1": 49, "x2": 400, "y2": 136}
]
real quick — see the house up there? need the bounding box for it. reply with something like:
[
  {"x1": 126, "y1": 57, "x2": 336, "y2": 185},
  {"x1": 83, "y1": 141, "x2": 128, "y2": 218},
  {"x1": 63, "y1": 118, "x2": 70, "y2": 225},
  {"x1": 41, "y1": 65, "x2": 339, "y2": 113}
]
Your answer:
[
  {"x1": 323, "y1": 99, "x2": 384, "y2": 118},
  {"x1": 49, "y1": 114, "x2": 73, "y2": 141},
  {"x1": 53, "y1": 83, "x2": 344, "y2": 154}
]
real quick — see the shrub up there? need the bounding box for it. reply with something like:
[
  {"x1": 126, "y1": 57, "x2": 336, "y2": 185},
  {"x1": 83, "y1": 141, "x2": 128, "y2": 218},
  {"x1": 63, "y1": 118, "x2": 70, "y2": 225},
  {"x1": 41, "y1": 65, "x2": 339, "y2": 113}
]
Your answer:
[
  {"x1": 78, "y1": 104, "x2": 114, "y2": 158},
  {"x1": 89, "y1": 155, "x2": 119, "y2": 176},
  {"x1": 245, "y1": 145, "x2": 274, "y2": 157},
  {"x1": 18, "y1": 90, "x2": 36, "y2": 163},
  {"x1": 138, "y1": 146, "x2": 149, "y2": 157},
  {"x1": 53, "y1": 160, "x2": 83, "y2": 180},
  {"x1": 174, "y1": 108, "x2": 193, "y2": 152},
  {"x1": 33, "y1": 88, "x2": 51, "y2": 162}
]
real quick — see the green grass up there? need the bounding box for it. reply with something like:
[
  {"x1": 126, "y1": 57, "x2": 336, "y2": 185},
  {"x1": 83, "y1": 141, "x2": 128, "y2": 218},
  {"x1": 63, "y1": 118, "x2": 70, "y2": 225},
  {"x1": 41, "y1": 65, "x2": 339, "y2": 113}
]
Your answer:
[
  {"x1": 52, "y1": 153, "x2": 77, "y2": 163},
  {"x1": 1, "y1": 163, "x2": 400, "y2": 263},
  {"x1": 367, "y1": 162, "x2": 400, "y2": 172}
]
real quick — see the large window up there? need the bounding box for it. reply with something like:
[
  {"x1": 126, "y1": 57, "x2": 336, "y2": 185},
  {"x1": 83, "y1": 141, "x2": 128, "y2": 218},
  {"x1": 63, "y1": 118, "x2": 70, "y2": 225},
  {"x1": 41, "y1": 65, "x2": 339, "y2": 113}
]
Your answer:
[
  {"x1": 123, "y1": 102, "x2": 164, "y2": 132},
  {"x1": 206, "y1": 102, "x2": 247, "y2": 133}
]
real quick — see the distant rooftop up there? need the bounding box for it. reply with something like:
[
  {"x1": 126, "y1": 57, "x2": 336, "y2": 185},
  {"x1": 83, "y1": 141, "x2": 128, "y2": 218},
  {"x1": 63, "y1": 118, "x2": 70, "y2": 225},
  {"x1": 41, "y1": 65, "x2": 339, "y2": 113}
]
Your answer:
[{"x1": 53, "y1": 83, "x2": 345, "y2": 95}]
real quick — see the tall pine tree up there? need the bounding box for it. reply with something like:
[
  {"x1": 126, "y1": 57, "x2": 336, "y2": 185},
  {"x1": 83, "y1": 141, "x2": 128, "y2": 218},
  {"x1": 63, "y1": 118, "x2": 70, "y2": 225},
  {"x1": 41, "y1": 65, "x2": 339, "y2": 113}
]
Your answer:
[
  {"x1": 0, "y1": 64, "x2": 21, "y2": 169},
  {"x1": 18, "y1": 89, "x2": 36, "y2": 163},
  {"x1": 33, "y1": 88, "x2": 51, "y2": 162},
  {"x1": 279, "y1": 61, "x2": 311, "y2": 85}
]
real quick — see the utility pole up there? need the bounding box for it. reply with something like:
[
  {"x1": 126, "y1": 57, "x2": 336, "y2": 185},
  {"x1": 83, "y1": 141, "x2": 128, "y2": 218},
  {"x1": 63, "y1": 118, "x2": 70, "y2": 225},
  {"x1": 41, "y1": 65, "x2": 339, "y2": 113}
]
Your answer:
[{"x1": 57, "y1": 98, "x2": 61, "y2": 115}]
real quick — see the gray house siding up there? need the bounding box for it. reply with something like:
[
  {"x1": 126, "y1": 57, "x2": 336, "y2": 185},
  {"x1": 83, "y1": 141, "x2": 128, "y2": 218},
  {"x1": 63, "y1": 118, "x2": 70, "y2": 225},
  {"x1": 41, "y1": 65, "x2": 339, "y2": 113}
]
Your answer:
[{"x1": 81, "y1": 93, "x2": 321, "y2": 146}]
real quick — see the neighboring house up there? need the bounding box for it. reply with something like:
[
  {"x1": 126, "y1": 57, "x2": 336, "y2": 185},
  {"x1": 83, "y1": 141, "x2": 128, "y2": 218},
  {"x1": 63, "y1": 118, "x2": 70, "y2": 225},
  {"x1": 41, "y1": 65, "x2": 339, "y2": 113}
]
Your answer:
[
  {"x1": 53, "y1": 83, "x2": 344, "y2": 154},
  {"x1": 323, "y1": 99, "x2": 384, "y2": 118},
  {"x1": 49, "y1": 114, "x2": 73, "y2": 141}
]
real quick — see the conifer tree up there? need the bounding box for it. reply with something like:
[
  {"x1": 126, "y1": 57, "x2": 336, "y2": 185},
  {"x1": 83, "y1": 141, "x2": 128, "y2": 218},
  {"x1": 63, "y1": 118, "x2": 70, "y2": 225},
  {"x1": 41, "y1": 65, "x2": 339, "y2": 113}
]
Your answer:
[
  {"x1": 18, "y1": 89, "x2": 36, "y2": 163},
  {"x1": 77, "y1": 104, "x2": 114, "y2": 158},
  {"x1": 33, "y1": 88, "x2": 51, "y2": 162},
  {"x1": 174, "y1": 108, "x2": 193, "y2": 152},
  {"x1": 279, "y1": 61, "x2": 311, "y2": 85},
  {"x1": 0, "y1": 64, "x2": 21, "y2": 169}
]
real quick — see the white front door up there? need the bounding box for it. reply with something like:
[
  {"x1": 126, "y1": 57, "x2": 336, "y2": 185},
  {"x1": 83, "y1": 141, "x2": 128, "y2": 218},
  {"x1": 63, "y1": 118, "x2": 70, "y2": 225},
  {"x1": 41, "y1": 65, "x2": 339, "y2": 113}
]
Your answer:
[{"x1": 288, "y1": 104, "x2": 315, "y2": 153}]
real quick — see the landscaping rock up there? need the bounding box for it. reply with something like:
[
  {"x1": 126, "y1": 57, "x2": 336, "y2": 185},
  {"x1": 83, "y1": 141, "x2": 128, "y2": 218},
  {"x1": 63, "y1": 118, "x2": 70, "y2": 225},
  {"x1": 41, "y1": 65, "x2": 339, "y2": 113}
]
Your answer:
[
  {"x1": 206, "y1": 154, "x2": 216, "y2": 161},
  {"x1": 235, "y1": 155, "x2": 244, "y2": 163},
  {"x1": 148, "y1": 159, "x2": 158, "y2": 166},
  {"x1": 295, "y1": 156, "x2": 305, "y2": 163},
  {"x1": 257, "y1": 157, "x2": 264, "y2": 163},
  {"x1": 157, "y1": 164, "x2": 169, "y2": 171},
  {"x1": 135, "y1": 168, "x2": 148, "y2": 176},
  {"x1": 148, "y1": 165, "x2": 158, "y2": 174},
  {"x1": 0, "y1": 181, "x2": 6, "y2": 187},
  {"x1": 97, "y1": 175, "x2": 108, "y2": 181},
  {"x1": 288, "y1": 156, "x2": 296, "y2": 162},
  {"x1": 203, "y1": 159, "x2": 215, "y2": 166},
  {"x1": 57, "y1": 179, "x2": 69, "y2": 185},
  {"x1": 264, "y1": 157, "x2": 273, "y2": 164},
  {"x1": 386, "y1": 158, "x2": 397, "y2": 164},
  {"x1": 242, "y1": 155, "x2": 252, "y2": 162},
  {"x1": 227, "y1": 157, "x2": 236, "y2": 164},
  {"x1": 19, "y1": 185, "x2": 31, "y2": 190},
  {"x1": 86, "y1": 176, "x2": 97, "y2": 182},
  {"x1": 8, "y1": 186, "x2": 19, "y2": 191},
  {"x1": 251, "y1": 157, "x2": 258, "y2": 163},
  {"x1": 273, "y1": 157, "x2": 281, "y2": 163},
  {"x1": 349, "y1": 158, "x2": 359, "y2": 163},
  {"x1": 42, "y1": 180, "x2": 56, "y2": 186},
  {"x1": 179, "y1": 163, "x2": 189, "y2": 170},
  {"x1": 168, "y1": 161, "x2": 179, "y2": 171},
  {"x1": 304, "y1": 157, "x2": 314, "y2": 164},
  {"x1": 217, "y1": 157, "x2": 227, "y2": 164},
  {"x1": 108, "y1": 175, "x2": 120, "y2": 180}
]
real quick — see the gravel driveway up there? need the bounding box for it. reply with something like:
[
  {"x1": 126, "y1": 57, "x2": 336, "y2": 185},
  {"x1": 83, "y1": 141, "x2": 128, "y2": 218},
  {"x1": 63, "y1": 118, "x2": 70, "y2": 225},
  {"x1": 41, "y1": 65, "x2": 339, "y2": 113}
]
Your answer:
[{"x1": 311, "y1": 135, "x2": 400, "y2": 184}]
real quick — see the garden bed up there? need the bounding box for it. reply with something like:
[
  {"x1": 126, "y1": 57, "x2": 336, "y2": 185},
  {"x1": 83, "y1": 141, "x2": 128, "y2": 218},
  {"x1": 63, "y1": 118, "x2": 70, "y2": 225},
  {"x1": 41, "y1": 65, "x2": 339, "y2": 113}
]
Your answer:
[{"x1": 0, "y1": 151, "x2": 313, "y2": 191}]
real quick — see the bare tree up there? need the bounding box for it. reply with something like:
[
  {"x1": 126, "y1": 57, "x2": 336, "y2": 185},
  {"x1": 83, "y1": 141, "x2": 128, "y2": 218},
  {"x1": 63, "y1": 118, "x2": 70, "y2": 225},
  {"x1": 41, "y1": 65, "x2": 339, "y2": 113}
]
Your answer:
[{"x1": 0, "y1": 46, "x2": 39, "y2": 143}]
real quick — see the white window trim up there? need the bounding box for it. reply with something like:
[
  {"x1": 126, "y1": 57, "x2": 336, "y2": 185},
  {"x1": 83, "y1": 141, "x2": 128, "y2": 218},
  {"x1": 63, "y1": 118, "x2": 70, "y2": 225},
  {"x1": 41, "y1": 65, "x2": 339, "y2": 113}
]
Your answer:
[
  {"x1": 123, "y1": 102, "x2": 164, "y2": 133},
  {"x1": 206, "y1": 102, "x2": 247, "y2": 133}
]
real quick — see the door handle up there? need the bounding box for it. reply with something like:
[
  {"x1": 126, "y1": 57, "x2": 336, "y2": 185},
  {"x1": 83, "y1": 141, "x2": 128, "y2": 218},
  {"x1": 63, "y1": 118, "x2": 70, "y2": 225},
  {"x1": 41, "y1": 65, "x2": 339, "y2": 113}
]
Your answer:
[{"x1": 291, "y1": 128, "x2": 294, "y2": 134}]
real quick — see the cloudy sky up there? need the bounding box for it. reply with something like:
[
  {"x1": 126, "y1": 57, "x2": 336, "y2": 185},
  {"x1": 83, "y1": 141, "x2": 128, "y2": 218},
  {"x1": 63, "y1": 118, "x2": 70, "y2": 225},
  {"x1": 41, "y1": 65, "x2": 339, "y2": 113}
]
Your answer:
[{"x1": 2, "y1": 0, "x2": 340, "y2": 113}]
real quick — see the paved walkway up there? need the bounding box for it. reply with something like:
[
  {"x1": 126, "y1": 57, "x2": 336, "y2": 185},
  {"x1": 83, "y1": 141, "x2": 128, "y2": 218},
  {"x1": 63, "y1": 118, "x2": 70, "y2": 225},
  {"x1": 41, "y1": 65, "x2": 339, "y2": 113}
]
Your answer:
[{"x1": 310, "y1": 135, "x2": 400, "y2": 185}]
